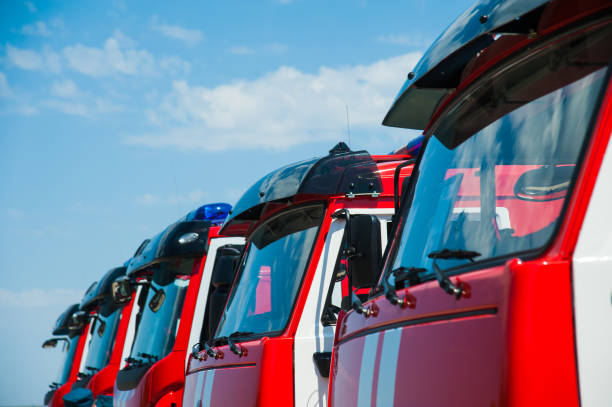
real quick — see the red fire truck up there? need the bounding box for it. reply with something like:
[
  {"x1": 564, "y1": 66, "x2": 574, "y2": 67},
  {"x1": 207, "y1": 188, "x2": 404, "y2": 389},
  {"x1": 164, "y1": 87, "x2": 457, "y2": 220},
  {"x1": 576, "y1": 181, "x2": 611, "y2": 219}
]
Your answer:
[
  {"x1": 329, "y1": 0, "x2": 612, "y2": 406},
  {"x1": 111, "y1": 203, "x2": 232, "y2": 407},
  {"x1": 185, "y1": 143, "x2": 414, "y2": 406},
  {"x1": 60, "y1": 266, "x2": 135, "y2": 406},
  {"x1": 42, "y1": 303, "x2": 89, "y2": 407}
]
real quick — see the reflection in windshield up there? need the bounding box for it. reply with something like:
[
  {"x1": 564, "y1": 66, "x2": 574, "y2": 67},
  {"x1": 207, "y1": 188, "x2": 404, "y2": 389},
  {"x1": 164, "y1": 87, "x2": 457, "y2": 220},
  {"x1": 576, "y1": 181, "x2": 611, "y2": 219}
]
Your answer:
[
  {"x1": 216, "y1": 205, "x2": 324, "y2": 337},
  {"x1": 128, "y1": 261, "x2": 191, "y2": 363},
  {"x1": 56, "y1": 335, "x2": 80, "y2": 385},
  {"x1": 81, "y1": 308, "x2": 121, "y2": 373},
  {"x1": 389, "y1": 25, "x2": 611, "y2": 282}
]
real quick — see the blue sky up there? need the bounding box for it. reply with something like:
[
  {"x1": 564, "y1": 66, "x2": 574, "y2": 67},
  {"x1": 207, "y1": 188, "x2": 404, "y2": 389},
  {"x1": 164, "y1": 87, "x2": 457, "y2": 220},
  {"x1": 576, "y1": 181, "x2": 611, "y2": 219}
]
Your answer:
[{"x1": 0, "y1": 0, "x2": 472, "y2": 404}]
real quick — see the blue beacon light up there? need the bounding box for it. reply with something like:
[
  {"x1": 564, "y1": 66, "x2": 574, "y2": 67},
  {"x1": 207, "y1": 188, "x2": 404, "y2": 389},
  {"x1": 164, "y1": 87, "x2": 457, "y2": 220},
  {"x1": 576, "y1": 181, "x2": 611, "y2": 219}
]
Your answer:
[{"x1": 187, "y1": 202, "x2": 232, "y2": 225}]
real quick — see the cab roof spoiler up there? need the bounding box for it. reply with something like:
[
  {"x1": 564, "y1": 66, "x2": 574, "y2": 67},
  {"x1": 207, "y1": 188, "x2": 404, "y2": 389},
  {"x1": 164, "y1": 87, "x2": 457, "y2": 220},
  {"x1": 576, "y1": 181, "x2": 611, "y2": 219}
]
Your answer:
[
  {"x1": 220, "y1": 142, "x2": 386, "y2": 236},
  {"x1": 126, "y1": 202, "x2": 232, "y2": 278},
  {"x1": 383, "y1": 0, "x2": 549, "y2": 130},
  {"x1": 52, "y1": 303, "x2": 80, "y2": 336},
  {"x1": 80, "y1": 266, "x2": 128, "y2": 311}
]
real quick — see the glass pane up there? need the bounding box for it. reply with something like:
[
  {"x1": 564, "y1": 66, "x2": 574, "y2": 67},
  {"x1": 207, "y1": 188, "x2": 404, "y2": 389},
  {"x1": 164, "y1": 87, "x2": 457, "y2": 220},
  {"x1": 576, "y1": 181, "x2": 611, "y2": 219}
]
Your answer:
[
  {"x1": 390, "y1": 24, "x2": 611, "y2": 281},
  {"x1": 82, "y1": 309, "x2": 121, "y2": 373},
  {"x1": 128, "y1": 260, "x2": 191, "y2": 362},
  {"x1": 216, "y1": 205, "x2": 324, "y2": 337}
]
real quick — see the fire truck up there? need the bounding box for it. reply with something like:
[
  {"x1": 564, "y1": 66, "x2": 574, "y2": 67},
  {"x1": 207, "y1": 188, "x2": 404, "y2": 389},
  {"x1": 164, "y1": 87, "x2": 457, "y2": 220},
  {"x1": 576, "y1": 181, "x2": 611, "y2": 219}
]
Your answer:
[
  {"x1": 184, "y1": 143, "x2": 414, "y2": 406},
  {"x1": 111, "y1": 203, "x2": 233, "y2": 407},
  {"x1": 329, "y1": 0, "x2": 612, "y2": 406},
  {"x1": 60, "y1": 266, "x2": 135, "y2": 407},
  {"x1": 42, "y1": 302, "x2": 89, "y2": 407}
]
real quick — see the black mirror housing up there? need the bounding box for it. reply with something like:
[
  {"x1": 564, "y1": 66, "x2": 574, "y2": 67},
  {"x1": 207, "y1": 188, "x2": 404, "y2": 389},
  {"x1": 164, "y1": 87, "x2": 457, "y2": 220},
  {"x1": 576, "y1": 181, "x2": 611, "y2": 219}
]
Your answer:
[
  {"x1": 111, "y1": 276, "x2": 134, "y2": 305},
  {"x1": 348, "y1": 214, "x2": 382, "y2": 288}
]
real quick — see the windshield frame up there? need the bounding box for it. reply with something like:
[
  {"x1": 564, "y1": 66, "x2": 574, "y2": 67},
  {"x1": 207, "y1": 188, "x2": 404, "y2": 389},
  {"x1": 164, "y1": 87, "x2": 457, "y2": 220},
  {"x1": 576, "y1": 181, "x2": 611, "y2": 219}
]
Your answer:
[
  {"x1": 214, "y1": 202, "x2": 327, "y2": 340},
  {"x1": 80, "y1": 307, "x2": 121, "y2": 373},
  {"x1": 127, "y1": 261, "x2": 193, "y2": 364},
  {"x1": 380, "y1": 19, "x2": 612, "y2": 288}
]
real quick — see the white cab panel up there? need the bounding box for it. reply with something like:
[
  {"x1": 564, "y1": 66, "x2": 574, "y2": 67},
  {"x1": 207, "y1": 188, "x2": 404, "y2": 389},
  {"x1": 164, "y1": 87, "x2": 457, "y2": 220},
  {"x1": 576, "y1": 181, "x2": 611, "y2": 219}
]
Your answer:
[
  {"x1": 185, "y1": 236, "x2": 245, "y2": 370},
  {"x1": 573, "y1": 130, "x2": 612, "y2": 407}
]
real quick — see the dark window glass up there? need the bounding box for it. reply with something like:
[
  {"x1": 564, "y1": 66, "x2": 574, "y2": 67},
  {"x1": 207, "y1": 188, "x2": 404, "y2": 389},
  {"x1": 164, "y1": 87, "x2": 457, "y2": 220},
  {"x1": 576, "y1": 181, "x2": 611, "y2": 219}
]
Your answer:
[
  {"x1": 389, "y1": 24, "x2": 611, "y2": 282},
  {"x1": 81, "y1": 308, "x2": 121, "y2": 372},
  {"x1": 128, "y1": 260, "x2": 191, "y2": 362},
  {"x1": 216, "y1": 205, "x2": 324, "y2": 337},
  {"x1": 57, "y1": 335, "x2": 80, "y2": 385}
]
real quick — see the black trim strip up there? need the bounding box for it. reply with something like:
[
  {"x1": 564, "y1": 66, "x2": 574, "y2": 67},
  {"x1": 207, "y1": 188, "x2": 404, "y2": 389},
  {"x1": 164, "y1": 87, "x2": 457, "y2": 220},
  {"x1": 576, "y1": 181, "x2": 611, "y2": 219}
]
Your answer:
[
  {"x1": 336, "y1": 307, "x2": 498, "y2": 346},
  {"x1": 188, "y1": 362, "x2": 256, "y2": 374}
]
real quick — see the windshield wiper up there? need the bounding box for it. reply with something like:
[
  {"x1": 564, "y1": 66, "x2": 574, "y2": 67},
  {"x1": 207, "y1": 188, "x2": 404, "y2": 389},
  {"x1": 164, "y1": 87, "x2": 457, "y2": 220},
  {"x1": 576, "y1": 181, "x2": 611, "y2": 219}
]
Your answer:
[
  {"x1": 138, "y1": 352, "x2": 159, "y2": 364},
  {"x1": 427, "y1": 249, "x2": 481, "y2": 298},
  {"x1": 382, "y1": 266, "x2": 424, "y2": 308},
  {"x1": 228, "y1": 331, "x2": 256, "y2": 356}
]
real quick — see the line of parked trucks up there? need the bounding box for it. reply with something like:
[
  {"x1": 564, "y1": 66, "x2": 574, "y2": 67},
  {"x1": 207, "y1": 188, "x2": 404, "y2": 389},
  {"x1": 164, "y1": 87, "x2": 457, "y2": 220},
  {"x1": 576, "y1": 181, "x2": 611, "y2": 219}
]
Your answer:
[{"x1": 42, "y1": 0, "x2": 612, "y2": 406}]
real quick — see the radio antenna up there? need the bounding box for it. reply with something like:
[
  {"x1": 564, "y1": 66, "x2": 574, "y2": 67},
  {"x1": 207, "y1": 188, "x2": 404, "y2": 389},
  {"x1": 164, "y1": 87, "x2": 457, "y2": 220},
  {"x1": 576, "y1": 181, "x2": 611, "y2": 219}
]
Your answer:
[{"x1": 345, "y1": 105, "x2": 351, "y2": 148}]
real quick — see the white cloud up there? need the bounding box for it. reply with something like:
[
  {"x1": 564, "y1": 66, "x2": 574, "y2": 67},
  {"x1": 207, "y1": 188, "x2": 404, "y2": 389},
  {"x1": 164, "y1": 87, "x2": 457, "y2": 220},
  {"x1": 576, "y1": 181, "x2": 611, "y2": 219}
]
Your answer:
[
  {"x1": 5, "y1": 44, "x2": 61, "y2": 73},
  {"x1": 21, "y1": 21, "x2": 51, "y2": 37},
  {"x1": 50, "y1": 79, "x2": 79, "y2": 98},
  {"x1": 151, "y1": 17, "x2": 204, "y2": 46},
  {"x1": 24, "y1": 1, "x2": 37, "y2": 13},
  {"x1": 0, "y1": 288, "x2": 82, "y2": 308},
  {"x1": 159, "y1": 55, "x2": 191, "y2": 75},
  {"x1": 377, "y1": 34, "x2": 432, "y2": 48},
  {"x1": 0, "y1": 72, "x2": 13, "y2": 98},
  {"x1": 136, "y1": 188, "x2": 207, "y2": 206},
  {"x1": 61, "y1": 31, "x2": 188, "y2": 77},
  {"x1": 227, "y1": 46, "x2": 254, "y2": 55},
  {"x1": 126, "y1": 52, "x2": 421, "y2": 151},
  {"x1": 63, "y1": 36, "x2": 155, "y2": 77}
]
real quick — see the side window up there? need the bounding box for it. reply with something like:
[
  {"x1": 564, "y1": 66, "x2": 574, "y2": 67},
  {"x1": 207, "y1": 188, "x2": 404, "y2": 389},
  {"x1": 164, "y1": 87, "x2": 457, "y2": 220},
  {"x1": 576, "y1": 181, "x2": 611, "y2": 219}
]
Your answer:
[{"x1": 199, "y1": 244, "x2": 244, "y2": 343}]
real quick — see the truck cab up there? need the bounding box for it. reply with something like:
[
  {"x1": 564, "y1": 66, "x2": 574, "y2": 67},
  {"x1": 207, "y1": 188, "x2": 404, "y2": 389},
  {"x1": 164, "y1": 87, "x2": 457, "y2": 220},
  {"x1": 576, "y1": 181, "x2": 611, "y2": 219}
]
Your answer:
[
  {"x1": 42, "y1": 303, "x2": 90, "y2": 407},
  {"x1": 185, "y1": 143, "x2": 414, "y2": 406},
  {"x1": 329, "y1": 1, "x2": 612, "y2": 406},
  {"x1": 60, "y1": 266, "x2": 135, "y2": 407},
  {"x1": 112, "y1": 203, "x2": 231, "y2": 407}
]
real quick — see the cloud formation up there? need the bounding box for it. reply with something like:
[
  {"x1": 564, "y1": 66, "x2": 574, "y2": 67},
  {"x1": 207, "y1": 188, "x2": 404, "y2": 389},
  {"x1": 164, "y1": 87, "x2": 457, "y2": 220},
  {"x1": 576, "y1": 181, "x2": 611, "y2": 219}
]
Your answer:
[
  {"x1": 126, "y1": 52, "x2": 421, "y2": 151},
  {"x1": 5, "y1": 31, "x2": 189, "y2": 77},
  {"x1": 0, "y1": 288, "x2": 82, "y2": 308},
  {"x1": 151, "y1": 17, "x2": 204, "y2": 46},
  {"x1": 6, "y1": 45, "x2": 61, "y2": 72},
  {"x1": 21, "y1": 21, "x2": 52, "y2": 37}
]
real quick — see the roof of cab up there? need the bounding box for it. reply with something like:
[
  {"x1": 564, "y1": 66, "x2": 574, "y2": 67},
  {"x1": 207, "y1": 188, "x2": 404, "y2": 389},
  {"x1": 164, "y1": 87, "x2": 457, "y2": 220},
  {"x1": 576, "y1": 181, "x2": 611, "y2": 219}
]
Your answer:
[
  {"x1": 126, "y1": 202, "x2": 231, "y2": 277},
  {"x1": 52, "y1": 303, "x2": 80, "y2": 336},
  {"x1": 80, "y1": 266, "x2": 127, "y2": 311},
  {"x1": 220, "y1": 143, "x2": 388, "y2": 236},
  {"x1": 383, "y1": 0, "x2": 548, "y2": 130}
]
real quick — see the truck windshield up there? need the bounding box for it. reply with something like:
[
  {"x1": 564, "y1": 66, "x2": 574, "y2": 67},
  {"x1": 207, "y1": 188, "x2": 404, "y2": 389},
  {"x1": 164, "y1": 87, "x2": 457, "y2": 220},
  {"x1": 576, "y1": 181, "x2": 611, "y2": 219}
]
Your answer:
[
  {"x1": 388, "y1": 24, "x2": 611, "y2": 282},
  {"x1": 128, "y1": 261, "x2": 191, "y2": 363},
  {"x1": 216, "y1": 204, "x2": 324, "y2": 337},
  {"x1": 56, "y1": 335, "x2": 80, "y2": 385},
  {"x1": 81, "y1": 307, "x2": 121, "y2": 373}
]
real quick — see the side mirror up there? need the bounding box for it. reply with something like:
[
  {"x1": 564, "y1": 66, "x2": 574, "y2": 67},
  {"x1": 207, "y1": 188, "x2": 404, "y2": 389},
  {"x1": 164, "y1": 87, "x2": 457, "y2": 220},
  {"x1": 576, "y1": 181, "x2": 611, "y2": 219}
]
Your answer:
[
  {"x1": 347, "y1": 214, "x2": 382, "y2": 288},
  {"x1": 148, "y1": 288, "x2": 166, "y2": 312},
  {"x1": 70, "y1": 311, "x2": 88, "y2": 330},
  {"x1": 514, "y1": 165, "x2": 573, "y2": 201},
  {"x1": 97, "y1": 320, "x2": 106, "y2": 337},
  {"x1": 111, "y1": 276, "x2": 134, "y2": 305},
  {"x1": 42, "y1": 338, "x2": 68, "y2": 349}
]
